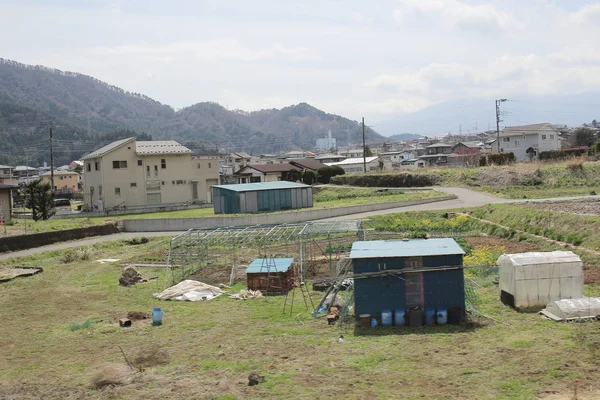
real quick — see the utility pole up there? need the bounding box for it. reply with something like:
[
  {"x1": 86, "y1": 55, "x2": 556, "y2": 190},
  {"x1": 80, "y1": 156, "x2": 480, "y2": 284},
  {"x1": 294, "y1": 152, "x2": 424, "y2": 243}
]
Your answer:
[
  {"x1": 50, "y1": 128, "x2": 55, "y2": 190},
  {"x1": 495, "y1": 99, "x2": 507, "y2": 152},
  {"x1": 362, "y1": 117, "x2": 367, "y2": 173}
]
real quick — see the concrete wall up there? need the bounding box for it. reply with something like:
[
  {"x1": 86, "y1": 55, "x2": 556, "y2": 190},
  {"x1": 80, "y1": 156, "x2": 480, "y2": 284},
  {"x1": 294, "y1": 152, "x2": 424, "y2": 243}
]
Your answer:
[
  {"x1": 0, "y1": 224, "x2": 119, "y2": 253},
  {"x1": 122, "y1": 195, "x2": 457, "y2": 232}
]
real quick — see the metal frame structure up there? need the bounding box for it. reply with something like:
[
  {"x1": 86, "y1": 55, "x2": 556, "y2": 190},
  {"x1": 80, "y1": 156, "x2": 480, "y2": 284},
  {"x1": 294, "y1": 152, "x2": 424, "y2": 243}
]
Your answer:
[{"x1": 165, "y1": 220, "x2": 365, "y2": 286}]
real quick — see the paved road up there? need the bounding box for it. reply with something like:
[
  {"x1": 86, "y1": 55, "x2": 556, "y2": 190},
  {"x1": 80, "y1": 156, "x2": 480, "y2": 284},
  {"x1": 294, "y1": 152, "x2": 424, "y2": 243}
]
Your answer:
[{"x1": 1, "y1": 187, "x2": 597, "y2": 260}]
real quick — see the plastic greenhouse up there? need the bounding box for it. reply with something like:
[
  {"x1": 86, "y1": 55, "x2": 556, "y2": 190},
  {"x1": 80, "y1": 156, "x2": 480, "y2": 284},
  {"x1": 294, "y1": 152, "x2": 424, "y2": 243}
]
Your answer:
[
  {"x1": 498, "y1": 251, "x2": 583, "y2": 309},
  {"x1": 541, "y1": 297, "x2": 600, "y2": 321}
]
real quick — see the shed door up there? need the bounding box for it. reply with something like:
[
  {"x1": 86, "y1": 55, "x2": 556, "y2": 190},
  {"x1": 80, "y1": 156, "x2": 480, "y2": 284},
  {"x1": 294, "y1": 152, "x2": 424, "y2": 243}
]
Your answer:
[{"x1": 405, "y1": 272, "x2": 424, "y2": 308}]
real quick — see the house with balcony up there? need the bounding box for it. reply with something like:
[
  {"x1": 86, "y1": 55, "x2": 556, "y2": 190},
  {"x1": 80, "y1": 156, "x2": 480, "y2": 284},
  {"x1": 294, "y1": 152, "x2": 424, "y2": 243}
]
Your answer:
[
  {"x1": 40, "y1": 170, "x2": 81, "y2": 194},
  {"x1": 497, "y1": 123, "x2": 561, "y2": 161},
  {"x1": 81, "y1": 137, "x2": 219, "y2": 210},
  {"x1": 234, "y1": 163, "x2": 301, "y2": 183}
]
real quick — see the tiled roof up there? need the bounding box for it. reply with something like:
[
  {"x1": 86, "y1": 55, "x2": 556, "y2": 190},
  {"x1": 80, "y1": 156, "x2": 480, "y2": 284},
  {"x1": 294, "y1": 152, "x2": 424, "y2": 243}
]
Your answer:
[
  {"x1": 238, "y1": 163, "x2": 300, "y2": 174},
  {"x1": 327, "y1": 156, "x2": 379, "y2": 166},
  {"x1": 40, "y1": 170, "x2": 79, "y2": 176},
  {"x1": 289, "y1": 159, "x2": 325, "y2": 171},
  {"x1": 82, "y1": 137, "x2": 135, "y2": 160},
  {"x1": 136, "y1": 141, "x2": 192, "y2": 155}
]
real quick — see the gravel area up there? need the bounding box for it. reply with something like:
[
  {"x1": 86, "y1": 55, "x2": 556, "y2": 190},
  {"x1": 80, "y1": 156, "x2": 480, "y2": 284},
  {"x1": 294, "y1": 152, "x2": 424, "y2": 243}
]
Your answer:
[{"x1": 522, "y1": 199, "x2": 600, "y2": 216}]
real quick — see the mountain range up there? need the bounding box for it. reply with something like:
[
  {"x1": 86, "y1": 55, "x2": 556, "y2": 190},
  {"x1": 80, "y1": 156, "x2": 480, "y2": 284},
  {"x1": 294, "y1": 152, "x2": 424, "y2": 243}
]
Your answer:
[{"x1": 0, "y1": 58, "x2": 384, "y2": 166}]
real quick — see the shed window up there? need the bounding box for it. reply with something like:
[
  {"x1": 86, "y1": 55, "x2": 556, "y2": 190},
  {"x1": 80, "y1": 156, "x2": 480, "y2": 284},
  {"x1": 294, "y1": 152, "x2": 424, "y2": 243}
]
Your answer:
[
  {"x1": 112, "y1": 160, "x2": 127, "y2": 169},
  {"x1": 161, "y1": 159, "x2": 166, "y2": 169}
]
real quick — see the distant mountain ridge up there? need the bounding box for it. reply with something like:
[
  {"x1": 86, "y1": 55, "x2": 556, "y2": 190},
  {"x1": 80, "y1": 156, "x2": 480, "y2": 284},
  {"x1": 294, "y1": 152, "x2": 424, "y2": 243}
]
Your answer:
[{"x1": 0, "y1": 59, "x2": 383, "y2": 164}]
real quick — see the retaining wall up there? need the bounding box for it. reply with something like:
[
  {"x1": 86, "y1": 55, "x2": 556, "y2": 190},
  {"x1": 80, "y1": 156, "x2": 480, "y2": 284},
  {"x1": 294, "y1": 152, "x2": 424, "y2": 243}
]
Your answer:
[
  {"x1": 0, "y1": 224, "x2": 120, "y2": 253},
  {"x1": 122, "y1": 195, "x2": 457, "y2": 232}
]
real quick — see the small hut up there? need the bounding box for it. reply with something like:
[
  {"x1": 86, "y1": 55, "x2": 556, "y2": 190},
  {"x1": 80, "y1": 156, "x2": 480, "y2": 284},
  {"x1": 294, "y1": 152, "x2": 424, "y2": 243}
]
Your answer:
[
  {"x1": 246, "y1": 258, "x2": 295, "y2": 294},
  {"x1": 498, "y1": 251, "x2": 583, "y2": 309},
  {"x1": 211, "y1": 182, "x2": 313, "y2": 214}
]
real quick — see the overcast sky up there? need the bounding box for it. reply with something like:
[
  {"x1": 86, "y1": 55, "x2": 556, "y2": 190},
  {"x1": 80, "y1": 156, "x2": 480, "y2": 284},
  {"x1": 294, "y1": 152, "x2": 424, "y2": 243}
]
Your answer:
[{"x1": 1, "y1": 0, "x2": 600, "y2": 123}]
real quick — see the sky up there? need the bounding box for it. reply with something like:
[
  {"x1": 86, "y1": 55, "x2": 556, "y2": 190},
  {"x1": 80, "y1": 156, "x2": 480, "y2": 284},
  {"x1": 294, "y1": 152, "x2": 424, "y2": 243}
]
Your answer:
[{"x1": 1, "y1": 0, "x2": 600, "y2": 130}]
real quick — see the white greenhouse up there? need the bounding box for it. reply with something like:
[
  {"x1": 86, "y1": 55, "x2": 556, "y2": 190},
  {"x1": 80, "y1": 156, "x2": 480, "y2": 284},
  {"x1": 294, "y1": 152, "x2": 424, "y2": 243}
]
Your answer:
[
  {"x1": 541, "y1": 297, "x2": 600, "y2": 321},
  {"x1": 498, "y1": 251, "x2": 583, "y2": 309}
]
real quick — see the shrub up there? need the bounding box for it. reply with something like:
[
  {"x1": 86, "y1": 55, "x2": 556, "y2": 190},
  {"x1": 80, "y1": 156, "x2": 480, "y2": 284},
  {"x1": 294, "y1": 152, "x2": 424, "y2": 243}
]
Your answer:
[
  {"x1": 330, "y1": 173, "x2": 439, "y2": 187},
  {"x1": 567, "y1": 160, "x2": 584, "y2": 171},
  {"x1": 539, "y1": 148, "x2": 587, "y2": 160},
  {"x1": 317, "y1": 166, "x2": 345, "y2": 184},
  {"x1": 302, "y1": 170, "x2": 317, "y2": 185},
  {"x1": 481, "y1": 152, "x2": 516, "y2": 166},
  {"x1": 62, "y1": 247, "x2": 93, "y2": 263}
]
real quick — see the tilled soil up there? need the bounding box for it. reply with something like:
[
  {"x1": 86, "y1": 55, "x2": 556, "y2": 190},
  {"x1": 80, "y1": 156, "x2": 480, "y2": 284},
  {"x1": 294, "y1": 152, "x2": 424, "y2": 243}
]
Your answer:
[{"x1": 522, "y1": 200, "x2": 600, "y2": 216}]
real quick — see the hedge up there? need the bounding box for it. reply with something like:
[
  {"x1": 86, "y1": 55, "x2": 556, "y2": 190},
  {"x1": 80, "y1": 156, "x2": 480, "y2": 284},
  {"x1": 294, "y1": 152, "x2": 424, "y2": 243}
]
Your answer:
[
  {"x1": 330, "y1": 173, "x2": 439, "y2": 187},
  {"x1": 479, "y1": 152, "x2": 516, "y2": 166},
  {"x1": 539, "y1": 148, "x2": 588, "y2": 160}
]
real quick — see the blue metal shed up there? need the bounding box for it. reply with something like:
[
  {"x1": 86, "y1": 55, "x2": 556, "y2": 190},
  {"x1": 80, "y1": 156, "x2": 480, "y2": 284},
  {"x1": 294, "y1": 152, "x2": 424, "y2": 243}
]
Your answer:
[
  {"x1": 350, "y1": 239, "x2": 465, "y2": 321},
  {"x1": 212, "y1": 182, "x2": 313, "y2": 214}
]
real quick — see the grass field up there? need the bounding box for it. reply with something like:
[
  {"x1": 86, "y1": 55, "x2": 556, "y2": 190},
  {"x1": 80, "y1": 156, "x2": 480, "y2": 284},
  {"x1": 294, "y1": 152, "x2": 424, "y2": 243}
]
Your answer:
[
  {"x1": 424, "y1": 160, "x2": 600, "y2": 199},
  {"x1": 2, "y1": 210, "x2": 600, "y2": 399},
  {"x1": 1, "y1": 187, "x2": 445, "y2": 236}
]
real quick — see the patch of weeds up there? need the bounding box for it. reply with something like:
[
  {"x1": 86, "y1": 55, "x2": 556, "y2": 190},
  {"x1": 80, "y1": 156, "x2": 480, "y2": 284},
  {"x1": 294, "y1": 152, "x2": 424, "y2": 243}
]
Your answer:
[
  {"x1": 348, "y1": 353, "x2": 391, "y2": 371},
  {"x1": 497, "y1": 379, "x2": 536, "y2": 398},
  {"x1": 68, "y1": 319, "x2": 95, "y2": 331},
  {"x1": 462, "y1": 369, "x2": 478, "y2": 375},
  {"x1": 511, "y1": 340, "x2": 534, "y2": 349},
  {"x1": 61, "y1": 247, "x2": 92, "y2": 263},
  {"x1": 125, "y1": 237, "x2": 150, "y2": 245},
  {"x1": 215, "y1": 396, "x2": 238, "y2": 400}
]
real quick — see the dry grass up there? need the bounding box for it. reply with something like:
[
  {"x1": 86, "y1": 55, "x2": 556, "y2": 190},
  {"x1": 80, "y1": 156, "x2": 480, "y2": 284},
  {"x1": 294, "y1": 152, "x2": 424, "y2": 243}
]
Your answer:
[{"x1": 89, "y1": 363, "x2": 137, "y2": 389}]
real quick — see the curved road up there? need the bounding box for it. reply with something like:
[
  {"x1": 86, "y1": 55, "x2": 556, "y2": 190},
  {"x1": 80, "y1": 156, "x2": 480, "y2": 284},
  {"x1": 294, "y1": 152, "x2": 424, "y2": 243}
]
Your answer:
[{"x1": 0, "y1": 187, "x2": 595, "y2": 260}]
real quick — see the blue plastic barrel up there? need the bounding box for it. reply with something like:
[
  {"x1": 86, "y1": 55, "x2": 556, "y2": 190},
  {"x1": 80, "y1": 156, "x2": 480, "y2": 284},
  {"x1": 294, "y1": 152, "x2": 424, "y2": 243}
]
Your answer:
[
  {"x1": 394, "y1": 309, "x2": 406, "y2": 326},
  {"x1": 381, "y1": 309, "x2": 393, "y2": 327},
  {"x1": 436, "y1": 308, "x2": 448, "y2": 325},
  {"x1": 425, "y1": 308, "x2": 436, "y2": 326},
  {"x1": 152, "y1": 307, "x2": 163, "y2": 326},
  {"x1": 370, "y1": 318, "x2": 378, "y2": 328}
]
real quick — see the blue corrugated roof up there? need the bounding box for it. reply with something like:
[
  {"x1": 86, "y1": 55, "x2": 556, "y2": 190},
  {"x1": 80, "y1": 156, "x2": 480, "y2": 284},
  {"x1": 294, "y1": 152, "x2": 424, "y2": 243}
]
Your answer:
[
  {"x1": 349, "y1": 239, "x2": 465, "y2": 259},
  {"x1": 246, "y1": 258, "x2": 295, "y2": 273},
  {"x1": 213, "y1": 181, "x2": 310, "y2": 192}
]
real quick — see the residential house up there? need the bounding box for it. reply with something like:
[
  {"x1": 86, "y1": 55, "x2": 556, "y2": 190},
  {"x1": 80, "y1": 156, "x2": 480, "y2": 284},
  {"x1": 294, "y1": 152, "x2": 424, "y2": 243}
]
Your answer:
[
  {"x1": 314, "y1": 154, "x2": 347, "y2": 164},
  {"x1": 339, "y1": 149, "x2": 365, "y2": 158},
  {"x1": 397, "y1": 158, "x2": 426, "y2": 170},
  {"x1": 14, "y1": 166, "x2": 39, "y2": 184},
  {"x1": 40, "y1": 170, "x2": 81, "y2": 193},
  {"x1": 288, "y1": 159, "x2": 326, "y2": 172},
  {"x1": 280, "y1": 150, "x2": 309, "y2": 160},
  {"x1": 234, "y1": 163, "x2": 301, "y2": 183},
  {"x1": 498, "y1": 123, "x2": 561, "y2": 161},
  {"x1": 326, "y1": 156, "x2": 381, "y2": 174},
  {"x1": 0, "y1": 184, "x2": 18, "y2": 222},
  {"x1": 69, "y1": 160, "x2": 84, "y2": 171},
  {"x1": 452, "y1": 141, "x2": 483, "y2": 166},
  {"x1": 418, "y1": 143, "x2": 458, "y2": 167},
  {"x1": 0, "y1": 165, "x2": 17, "y2": 185},
  {"x1": 81, "y1": 137, "x2": 219, "y2": 210}
]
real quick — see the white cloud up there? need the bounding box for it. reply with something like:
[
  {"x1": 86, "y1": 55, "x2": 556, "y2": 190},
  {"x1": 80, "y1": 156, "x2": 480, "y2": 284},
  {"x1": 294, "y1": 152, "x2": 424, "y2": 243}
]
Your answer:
[
  {"x1": 89, "y1": 39, "x2": 320, "y2": 63},
  {"x1": 393, "y1": 0, "x2": 521, "y2": 32},
  {"x1": 350, "y1": 11, "x2": 363, "y2": 22},
  {"x1": 570, "y1": 3, "x2": 600, "y2": 24}
]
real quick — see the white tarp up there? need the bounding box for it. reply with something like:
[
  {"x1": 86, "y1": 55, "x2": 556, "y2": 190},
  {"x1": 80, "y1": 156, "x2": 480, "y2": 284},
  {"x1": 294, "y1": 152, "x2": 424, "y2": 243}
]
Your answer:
[
  {"x1": 498, "y1": 251, "x2": 583, "y2": 308},
  {"x1": 541, "y1": 297, "x2": 600, "y2": 321},
  {"x1": 153, "y1": 280, "x2": 224, "y2": 301}
]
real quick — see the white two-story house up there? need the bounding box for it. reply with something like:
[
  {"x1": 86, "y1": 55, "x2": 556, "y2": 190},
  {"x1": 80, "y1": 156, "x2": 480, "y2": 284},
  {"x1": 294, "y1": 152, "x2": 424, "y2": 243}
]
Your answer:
[
  {"x1": 496, "y1": 123, "x2": 561, "y2": 161},
  {"x1": 82, "y1": 137, "x2": 219, "y2": 210}
]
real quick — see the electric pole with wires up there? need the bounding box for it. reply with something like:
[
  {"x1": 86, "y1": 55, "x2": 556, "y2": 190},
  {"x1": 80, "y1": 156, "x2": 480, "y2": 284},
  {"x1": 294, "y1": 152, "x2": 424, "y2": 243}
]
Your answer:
[{"x1": 495, "y1": 99, "x2": 507, "y2": 152}]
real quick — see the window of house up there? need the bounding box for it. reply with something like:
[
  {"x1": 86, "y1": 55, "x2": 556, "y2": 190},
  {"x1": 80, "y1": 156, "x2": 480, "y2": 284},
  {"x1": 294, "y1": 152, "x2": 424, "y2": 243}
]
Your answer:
[
  {"x1": 137, "y1": 160, "x2": 142, "y2": 166},
  {"x1": 115, "y1": 187, "x2": 121, "y2": 198},
  {"x1": 59, "y1": 176, "x2": 63, "y2": 180},
  {"x1": 161, "y1": 159, "x2": 166, "y2": 169},
  {"x1": 146, "y1": 180, "x2": 161, "y2": 191},
  {"x1": 172, "y1": 180, "x2": 175, "y2": 185},
  {"x1": 208, "y1": 162, "x2": 212, "y2": 168},
  {"x1": 87, "y1": 163, "x2": 91, "y2": 172},
  {"x1": 515, "y1": 140, "x2": 520, "y2": 147},
  {"x1": 503, "y1": 137, "x2": 510, "y2": 142},
  {"x1": 130, "y1": 183, "x2": 137, "y2": 188},
  {"x1": 154, "y1": 165, "x2": 158, "y2": 177},
  {"x1": 197, "y1": 163, "x2": 201, "y2": 169},
  {"x1": 550, "y1": 134, "x2": 554, "y2": 139},
  {"x1": 542, "y1": 134, "x2": 547, "y2": 140},
  {"x1": 112, "y1": 160, "x2": 127, "y2": 169},
  {"x1": 146, "y1": 165, "x2": 150, "y2": 178},
  {"x1": 161, "y1": 181, "x2": 165, "y2": 186},
  {"x1": 94, "y1": 161, "x2": 99, "y2": 171}
]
